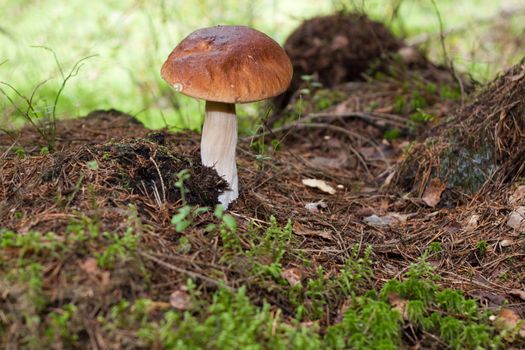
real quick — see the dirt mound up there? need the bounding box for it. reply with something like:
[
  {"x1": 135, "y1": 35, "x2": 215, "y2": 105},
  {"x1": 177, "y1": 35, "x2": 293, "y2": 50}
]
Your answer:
[
  {"x1": 1, "y1": 126, "x2": 226, "y2": 234},
  {"x1": 0, "y1": 109, "x2": 148, "y2": 154},
  {"x1": 270, "y1": 12, "x2": 472, "y2": 127},
  {"x1": 393, "y1": 58, "x2": 525, "y2": 198},
  {"x1": 272, "y1": 12, "x2": 403, "y2": 112}
]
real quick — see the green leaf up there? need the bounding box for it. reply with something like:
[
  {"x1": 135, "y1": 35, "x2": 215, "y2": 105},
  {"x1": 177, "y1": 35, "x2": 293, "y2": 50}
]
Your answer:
[
  {"x1": 175, "y1": 220, "x2": 190, "y2": 233},
  {"x1": 214, "y1": 204, "x2": 224, "y2": 219},
  {"x1": 171, "y1": 206, "x2": 191, "y2": 225},
  {"x1": 86, "y1": 160, "x2": 99, "y2": 170},
  {"x1": 222, "y1": 214, "x2": 236, "y2": 231}
]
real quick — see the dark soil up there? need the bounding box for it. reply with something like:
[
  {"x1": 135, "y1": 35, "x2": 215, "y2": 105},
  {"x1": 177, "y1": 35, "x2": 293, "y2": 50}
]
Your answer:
[
  {"x1": 272, "y1": 13, "x2": 402, "y2": 111},
  {"x1": 270, "y1": 12, "x2": 473, "y2": 126},
  {"x1": 0, "y1": 111, "x2": 226, "y2": 232},
  {"x1": 0, "y1": 109, "x2": 148, "y2": 154}
]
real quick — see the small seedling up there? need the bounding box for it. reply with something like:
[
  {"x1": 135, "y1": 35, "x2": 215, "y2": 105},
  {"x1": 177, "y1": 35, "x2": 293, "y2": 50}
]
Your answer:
[
  {"x1": 171, "y1": 205, "x2": 209, "y2": 233},
  {"x1": 174, "y1": 169, "x2": 190, "y2": 204},
  {"x1": 176, "y1": 236, "x2": 192, "y2": 254},
  {"x1": 476, "y1": 240, "x2": 488, "y2": 258}
]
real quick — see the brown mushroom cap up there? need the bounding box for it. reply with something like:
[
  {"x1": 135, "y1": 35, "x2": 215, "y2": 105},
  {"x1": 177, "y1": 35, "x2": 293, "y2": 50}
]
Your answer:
[{"x1": 161, "y1": 25, "x2": 293, "y2": 104}]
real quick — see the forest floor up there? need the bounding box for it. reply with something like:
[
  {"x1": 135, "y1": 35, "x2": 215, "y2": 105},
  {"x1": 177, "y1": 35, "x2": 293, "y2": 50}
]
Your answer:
[{"x1": 1, "y1": 13, "x2": 525, "y2": 350}]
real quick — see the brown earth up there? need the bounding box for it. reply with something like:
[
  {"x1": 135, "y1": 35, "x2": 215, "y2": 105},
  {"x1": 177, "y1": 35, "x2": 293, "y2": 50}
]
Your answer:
[
  {"x1": 1, "y1": 93, "x2": 523, "y2": 323},
  {"x1": 272, "y1": 12, "x2": 402, "y2": 112},
  {"x1": 1, "y1": 21, "x2": 524, "y2": 348},
  {"x1": 270, "y1": 12, "x2": 471, "y2": 120}
]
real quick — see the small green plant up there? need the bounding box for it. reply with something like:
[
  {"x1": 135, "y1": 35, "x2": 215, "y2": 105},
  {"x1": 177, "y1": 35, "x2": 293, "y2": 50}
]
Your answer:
[
  {"x1": 312, "y1": 89, "x2": 343, "y2": 111},
  {"x1": 96, "y1": 227, "x2": 140, "y2": 269},
  {"x1": 86, "y1": 160, "x2": 99, "y2": 170},
  {"x1": 248, "y1": 217, "x2": 291, "y2": 264},
  {"x1": 476, "y1": 240, "x2": 488, "y2": 258},
  {"x1": 291, "y1": 245, "x2": 374, "y2": 321},
  {"x1": 171, "y1": 205, "x2": 193, "y2": 232},
  {"x1": 392, "y1": 95, "x2": 405, "y2": 114},
  {"x1": 213, "y1": 204, "x2": 240, "y2": 253},
  {"x1": 380, "y1": 256, "x2": 503, "y2": 349},
  {"x1": 176, "y1": 236, "x2": 192, "y2": 254},
  {"x1": 0, "y1": 230, "x2": 63, "y2": 258},
  {"x1": 45, "y1": 304, "x2": 79, "y2": 345},
  {"x1": 174, "y1": 169, "x2": 190, "y2": 204},
  {"x1": 426, "y1": 241, "x2": 443, "y2": 256},
  {"x1": 325, "y1": 296, "x2": 403, "y2": 349},
  {"x1": 410, "y1": 91, "x2": 428, "y2": 110},
  {"x1": 407, "y1": 108, "x2": 435, "y2": 133},
  {"x1": 0, "y1": 50, "x2": 96, "y2": 152},
  {"x1": 13, "y1": 146, "x2": 26, "y2": 158},
  {"x1": 335, "y1": 246, "x2": 373, "y2": 295},
  {"x1": 171, "y1": 205, "x2": 209, "y2": 233},
  {"x1": 137, "y1": 286, "x2": 322, "y2": 350},
  {"x1": 440, "y1": 85, "x2": 462, "y2": 101},
  {"x1": 66, "y1": 216, "x2": 100, "y2": 242},
  {"x1": 384, "y1": 128, "x2": 401, "y2": 140}
]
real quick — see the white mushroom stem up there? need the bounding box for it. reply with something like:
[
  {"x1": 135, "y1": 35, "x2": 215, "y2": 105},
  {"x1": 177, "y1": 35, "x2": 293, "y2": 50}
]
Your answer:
[{"x1": 201, "y1": 101, "x2": 238, "y2": 209}]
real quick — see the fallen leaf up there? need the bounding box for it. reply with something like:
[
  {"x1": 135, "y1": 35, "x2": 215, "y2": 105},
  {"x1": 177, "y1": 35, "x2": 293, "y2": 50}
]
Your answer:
[
  {"x1": 507, "y1": 207, "x2": 525, "y2": 232},
  {"x1": 363, "y1": 215, "x2": 391, "y2": 227},
  {"x1": 493, "y1": 308, "x2": 525, "y2": 339},
  {"x1": 359, "y1": 186, "x2": 376, "y2": 193},
  {"x1": 387, "y1": 293, "x2": 408, "y2": 320},
  {"x1": 363, "y1": 213, "x2": 410, "y2": 227},
  {"x1": 310, "y1": 153, "x2": 348, "y2": 169},
  {"x1": 445, "y1": 221, "x2": 462, "y2": 234},
  {"x1": 304, "y1": 200, "x2": 327, "y2": 213},
  {"x1": 422, "y1": 178, "x2": 446, "y2": 207},
  {"x1": 282, "y1": 268, "x2": 303, "y2": 287},
  {"x1": 79, "y1": 258, "x2": 99, "y2": 275},
  {"x1": 464, "y1": 214, "x2": 480, "y2": 232},
  {"x1": 382, "y1": 171, "x2": 396, "y2": 188},
  {"x1": 356, "y1": 207, "x2": 374, "y2": 217},
  {"x1": 170, "y1": 290, "x2": 192, "y2": 311},
  {"x1": 508, "y1": 289, "x2": 525, "y2": 301},
  {"x1": 302, "y1": 178, "x2": 336, "y2": 195},
  {"x1": 300, "y1": 320, "x2": 318, "y2": 328},
  {"x1": 79, "y1": 257, "x2": 111, "y2": 287},
  {"x1": 500, "y1": 239, "x2": 513, "y2": 247},
  {"x1": 398, "y1": 46, "x2": 422, "y2": 65},
  {"x1": 293, "y1": 222, "x2": 333, "y2": 240},
  {"x1": 331, "y1": 34, "x2": 349, "y2": 50},
  {"x1": 509, "y1": 185, "x2": 525, "y2": 205}
]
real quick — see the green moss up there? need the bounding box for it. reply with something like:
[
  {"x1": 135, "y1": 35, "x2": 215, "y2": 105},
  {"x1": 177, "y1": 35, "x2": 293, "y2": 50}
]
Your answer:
[
  {"x1": 0, "y1": 220, "x2": 510, "y2": 349},
  {"x1": 439, "y1": 144, "x2": 496, "y2": 194}
]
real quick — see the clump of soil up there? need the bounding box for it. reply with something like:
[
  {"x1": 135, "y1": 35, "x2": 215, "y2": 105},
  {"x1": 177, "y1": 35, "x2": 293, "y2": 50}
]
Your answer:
[
  {"x1": 393, "y1": 58, "x2": 525, "y2": 198},
  {"x1": 271, "y1": 11, "x2": 472, "y2": 126},
  {"x1": 272, "y1": 12, "x2": 402, "y2": 112},
  {"x1": 0, "y1": 109, "x2": 148, "y2": 154},
  {"x1": 0, "y1": 119, "x2": 227, "y2": 234}
]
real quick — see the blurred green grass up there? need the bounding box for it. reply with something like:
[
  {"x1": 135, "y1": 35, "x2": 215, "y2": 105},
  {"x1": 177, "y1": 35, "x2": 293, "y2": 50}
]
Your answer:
[{"x1": 0, "y1": 0, "x2": 524, "y2": 131}]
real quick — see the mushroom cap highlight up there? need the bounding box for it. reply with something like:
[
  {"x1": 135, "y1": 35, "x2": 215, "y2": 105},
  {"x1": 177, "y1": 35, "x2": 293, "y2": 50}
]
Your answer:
[{"x1": 161, "y1": 25, "x2": 293, "y2": 104}]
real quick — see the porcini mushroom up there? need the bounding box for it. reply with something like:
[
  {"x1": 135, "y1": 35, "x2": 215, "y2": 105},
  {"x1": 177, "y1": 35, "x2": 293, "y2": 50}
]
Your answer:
[{"x1": 161, "y1": 25, "x2": 292, "y2": 208}]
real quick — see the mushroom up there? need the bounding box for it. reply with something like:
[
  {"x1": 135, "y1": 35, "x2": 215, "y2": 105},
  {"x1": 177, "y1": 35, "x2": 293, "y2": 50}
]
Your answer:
[{"x1": 161, "y1": 25, "x2": 292, "y2": 208}]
